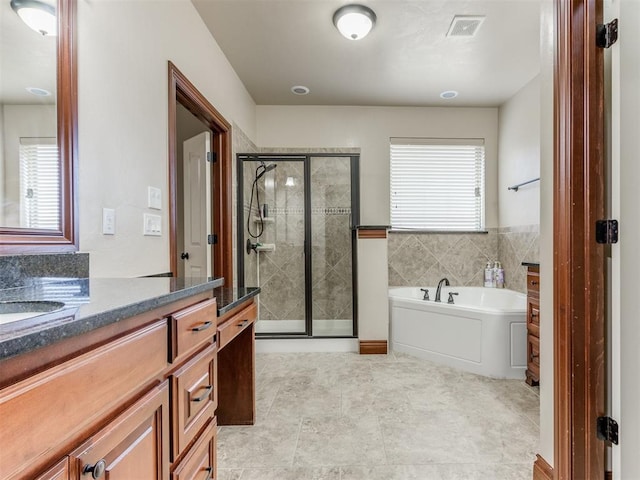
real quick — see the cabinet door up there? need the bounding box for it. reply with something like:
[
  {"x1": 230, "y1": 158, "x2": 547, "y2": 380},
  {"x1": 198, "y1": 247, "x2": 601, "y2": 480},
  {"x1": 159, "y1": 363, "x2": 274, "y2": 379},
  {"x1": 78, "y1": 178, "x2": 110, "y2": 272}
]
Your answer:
[
  {"x1": 36, "y1": 458, "x2": 69, "y2": 480},
  {"x1": 70, "y1": 382, "x2": 169, "y2": 480},
  {"x1": 171, "y1": 418, "x2": 216, "y2": 480}
]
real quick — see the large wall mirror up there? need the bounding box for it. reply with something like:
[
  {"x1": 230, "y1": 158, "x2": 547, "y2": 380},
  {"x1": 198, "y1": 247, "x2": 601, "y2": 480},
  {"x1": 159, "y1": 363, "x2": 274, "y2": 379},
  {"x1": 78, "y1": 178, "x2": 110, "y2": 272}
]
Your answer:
[{"x1": 0, "y1": 0, "x2": 77, "y2": 253}]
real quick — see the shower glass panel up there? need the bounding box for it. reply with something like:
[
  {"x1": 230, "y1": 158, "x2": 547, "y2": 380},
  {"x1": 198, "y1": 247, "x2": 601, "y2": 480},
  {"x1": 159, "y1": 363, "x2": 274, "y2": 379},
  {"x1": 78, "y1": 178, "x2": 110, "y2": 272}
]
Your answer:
[
  {"x1": 242, "y1": 158, "x2": 306, "y2": 334},
  {"x1": 238, "y1": 153, "x2": 358, "y2": 338},
  {"x1": 310, "y1": 157, "x2": 353, "y2": 336}
]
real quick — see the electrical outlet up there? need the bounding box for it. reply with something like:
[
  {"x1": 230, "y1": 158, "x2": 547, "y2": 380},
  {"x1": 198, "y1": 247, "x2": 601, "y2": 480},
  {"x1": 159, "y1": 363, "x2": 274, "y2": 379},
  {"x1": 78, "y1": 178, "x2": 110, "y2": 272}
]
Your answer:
[
  {"x1": 102, "y1": 208, "x2": 115, "y2": 235},
  {"x1": 143, "y1": 213, "x2": 161, "y2": 236},
  {"x1": 147, "y1": 186, "x2": 162, "y2": 210}
]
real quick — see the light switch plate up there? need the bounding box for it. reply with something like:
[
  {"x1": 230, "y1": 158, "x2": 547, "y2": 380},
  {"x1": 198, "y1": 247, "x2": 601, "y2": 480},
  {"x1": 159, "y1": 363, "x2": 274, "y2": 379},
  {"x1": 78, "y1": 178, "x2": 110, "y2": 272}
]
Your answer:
[
  {"x1": 102, "y1": 208, "x2": 115, "y2": 235},
  {"x1": 143, "y1": 213, "x2": 161, "y2": 236},
  {"x1": 148, "y1": 186, "x2": 162, "y2": 210}
]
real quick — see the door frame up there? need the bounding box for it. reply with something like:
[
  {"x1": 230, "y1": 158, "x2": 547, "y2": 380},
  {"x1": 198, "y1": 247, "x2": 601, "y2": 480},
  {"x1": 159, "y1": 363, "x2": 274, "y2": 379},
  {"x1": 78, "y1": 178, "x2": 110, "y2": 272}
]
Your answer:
[
  {"x1": 168, "y1": 62, "x2": 233, "y2": 283},
  {"x1": 551, "y1": 0, "x2": 607, "y2": 478}
]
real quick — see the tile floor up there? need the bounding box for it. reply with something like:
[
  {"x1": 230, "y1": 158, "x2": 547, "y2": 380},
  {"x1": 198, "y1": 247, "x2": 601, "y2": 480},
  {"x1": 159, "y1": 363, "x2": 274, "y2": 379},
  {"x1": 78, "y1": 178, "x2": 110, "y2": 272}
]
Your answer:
[{"x1": 217, "y1": 351, "x2": 539, "y2": 480}]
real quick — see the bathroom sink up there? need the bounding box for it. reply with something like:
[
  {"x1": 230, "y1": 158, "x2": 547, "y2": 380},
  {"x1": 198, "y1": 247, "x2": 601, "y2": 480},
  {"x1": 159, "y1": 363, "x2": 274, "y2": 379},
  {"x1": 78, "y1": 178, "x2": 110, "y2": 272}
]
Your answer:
[{"x1": 0, "y1": 301, "x2": 66, "y2": 325}]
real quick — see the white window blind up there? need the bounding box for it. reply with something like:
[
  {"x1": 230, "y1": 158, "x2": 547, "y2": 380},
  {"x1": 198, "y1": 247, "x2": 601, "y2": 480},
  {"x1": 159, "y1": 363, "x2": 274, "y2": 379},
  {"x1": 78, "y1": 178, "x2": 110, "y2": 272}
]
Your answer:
[
  {"x1": 19, "y1": 137, "x2": 60, "y2": 230},
  {"x1": 390, "y1": 138, "x2": 485, "y2": 231}
]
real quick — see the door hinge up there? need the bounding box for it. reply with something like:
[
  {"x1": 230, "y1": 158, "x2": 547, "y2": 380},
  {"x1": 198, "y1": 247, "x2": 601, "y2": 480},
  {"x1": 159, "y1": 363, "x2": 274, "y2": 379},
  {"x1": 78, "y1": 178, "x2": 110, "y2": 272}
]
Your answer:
[
  {"x1": 595, "y1": 219, "x2": 619, "y2": 244},
  {"x1": 597, "y1": 416, "x2": 619, "y2": 445},
  {"x1": 207, "y1": 151, "x2": 217, "y2": 163},
  {"x1": 207, "y1": 234, "x2": 218, "y2": 245},
  {"x1": 596, "y1": 19, "x2": 618, "y2": 48}
]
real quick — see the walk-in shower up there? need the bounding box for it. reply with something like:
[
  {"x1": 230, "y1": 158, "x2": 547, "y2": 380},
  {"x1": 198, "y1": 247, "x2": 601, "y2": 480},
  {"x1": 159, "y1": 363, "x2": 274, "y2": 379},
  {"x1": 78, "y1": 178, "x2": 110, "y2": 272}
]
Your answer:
[{"x1": 237, "y1": 153, "x2": 359, "y2": 338}]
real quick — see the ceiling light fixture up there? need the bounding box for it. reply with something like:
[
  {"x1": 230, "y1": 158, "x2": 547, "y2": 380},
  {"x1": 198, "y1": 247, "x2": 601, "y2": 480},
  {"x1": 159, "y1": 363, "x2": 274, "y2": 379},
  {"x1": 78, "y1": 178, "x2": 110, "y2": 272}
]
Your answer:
[
  {"x1": 26, "y1": 87, "x2": 51, "y2": 96},
  {"x1": 333, "y1": 4, "x2": 376, "y2": 41},
  {"x1": 291, "y1": 85, "x2": 310, "y2": 95},
  {"x1": 440, "y1": 90, "x2": 458, "y2": 99},
  {"x1": 10, "y1": 0, "x2": 57, "y2": 36}
]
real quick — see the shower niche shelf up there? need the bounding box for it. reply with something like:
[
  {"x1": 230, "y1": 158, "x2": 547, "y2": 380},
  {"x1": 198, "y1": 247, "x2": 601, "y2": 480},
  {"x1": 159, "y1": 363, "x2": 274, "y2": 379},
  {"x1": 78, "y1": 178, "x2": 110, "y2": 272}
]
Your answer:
[{"x1": 252, "y1": 217, "x2": 275, "y2": 223}]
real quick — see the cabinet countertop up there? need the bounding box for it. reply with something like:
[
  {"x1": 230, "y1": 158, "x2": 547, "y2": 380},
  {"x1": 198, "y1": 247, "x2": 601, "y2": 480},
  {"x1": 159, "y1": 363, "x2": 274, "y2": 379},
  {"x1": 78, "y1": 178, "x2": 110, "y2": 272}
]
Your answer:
[{"x1": 0, "y1": 276, "x2": 228, "y2": 361}]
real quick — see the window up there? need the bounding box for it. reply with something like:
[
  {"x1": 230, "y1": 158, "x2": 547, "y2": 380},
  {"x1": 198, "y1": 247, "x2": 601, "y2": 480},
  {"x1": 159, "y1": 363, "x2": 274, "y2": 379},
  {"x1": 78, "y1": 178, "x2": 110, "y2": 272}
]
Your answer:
[
  {"x1": 19, "y1": 137, "x2": 60, "y2": 230},
  {"x1": 390, "y1": 138, "x2": 485, "y2": 231}
]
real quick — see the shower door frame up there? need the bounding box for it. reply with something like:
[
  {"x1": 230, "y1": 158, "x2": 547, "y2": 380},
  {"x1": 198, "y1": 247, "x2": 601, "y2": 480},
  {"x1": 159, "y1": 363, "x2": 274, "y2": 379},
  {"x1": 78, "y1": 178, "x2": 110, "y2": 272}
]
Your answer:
[{"x1": 237, "y1": 153, "x2": 360, "y2": 338}]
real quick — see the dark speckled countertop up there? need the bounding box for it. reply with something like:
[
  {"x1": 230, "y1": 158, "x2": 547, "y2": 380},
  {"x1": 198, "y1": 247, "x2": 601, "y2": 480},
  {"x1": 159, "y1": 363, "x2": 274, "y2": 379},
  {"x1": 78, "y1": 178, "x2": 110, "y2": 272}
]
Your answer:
[{"x1": 0, "y1": 276, "x2": 245, "y2": 361}]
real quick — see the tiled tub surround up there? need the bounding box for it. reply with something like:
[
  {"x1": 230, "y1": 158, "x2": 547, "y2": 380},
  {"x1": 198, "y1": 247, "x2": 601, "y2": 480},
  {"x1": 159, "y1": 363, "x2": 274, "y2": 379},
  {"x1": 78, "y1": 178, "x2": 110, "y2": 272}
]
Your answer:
[
  {"x1": 388, "y1": 230, "x2": 498, "y2": 288},
  {"x1": 241, "y1": 156, "x2": 353, "y2": 334},
  {"x1": 0, "y1": 253, "x2": 90, "y2": 289},
  {"x1": 217, "y1": 351, "x2": 539, "y2": 480},
  {"x1": 497, "y1": 225, "x2": 540, "y2": 293},
  {"x1": 388, "y1": 226, "x2": 539, "y2": 293}
]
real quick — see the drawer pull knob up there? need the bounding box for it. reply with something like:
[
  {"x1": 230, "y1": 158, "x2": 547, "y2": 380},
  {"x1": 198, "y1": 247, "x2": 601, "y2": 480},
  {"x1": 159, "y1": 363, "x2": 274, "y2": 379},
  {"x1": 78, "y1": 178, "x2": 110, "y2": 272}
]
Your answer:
[
  {"x1": 83, "y1": 459, "x2": 107, "y2": 479},
  {"x1": 191, "y1": 385, "x2": 213, "y2": 402},
  {"x1": 530, "y1": 280, "x2": 539, "y2": 286},
  {"x1": 237, "y1": 319, "x2": 249, "y2": 327},
  {"x1": 204, "y1": 467, "x2": 213, "y2": 480},
  {"x1": 530, "y1": 353, "x2": 539, "y2": 361},
  {"x1": 531, "y1": 312, "x2": 539, "y2": 317},
  {"x1": 192, "y1": 321, "x2": 213, "y2": 332}
]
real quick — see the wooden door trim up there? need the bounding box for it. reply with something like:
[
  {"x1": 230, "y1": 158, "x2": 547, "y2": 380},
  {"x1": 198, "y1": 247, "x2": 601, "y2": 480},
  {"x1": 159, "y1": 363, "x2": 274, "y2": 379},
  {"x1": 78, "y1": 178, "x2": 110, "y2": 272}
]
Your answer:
[
  {"x1": 553, "y1": 0, "x2": 606, "y2": 478},
  {"x1": 168, "y1": 62, "x2": 233, "y2": 285}
]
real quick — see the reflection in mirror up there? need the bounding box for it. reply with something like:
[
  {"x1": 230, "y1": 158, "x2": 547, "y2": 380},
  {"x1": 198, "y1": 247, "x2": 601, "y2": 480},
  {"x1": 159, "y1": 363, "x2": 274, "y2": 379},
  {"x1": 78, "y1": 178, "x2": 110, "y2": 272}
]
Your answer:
[
  {"x1": 1, "y1": 0, "x2": 58, "y2": 230},
  {"x1": 0, "y1": 0, "x2": 77, "y2": 252}
]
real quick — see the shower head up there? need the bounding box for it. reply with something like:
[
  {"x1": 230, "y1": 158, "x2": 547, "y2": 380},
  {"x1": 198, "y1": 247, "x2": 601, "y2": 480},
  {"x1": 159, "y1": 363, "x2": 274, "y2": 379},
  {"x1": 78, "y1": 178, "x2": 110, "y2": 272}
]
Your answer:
[{"x1": 256, "y1": 162, "x2": 277, "y2": 180}]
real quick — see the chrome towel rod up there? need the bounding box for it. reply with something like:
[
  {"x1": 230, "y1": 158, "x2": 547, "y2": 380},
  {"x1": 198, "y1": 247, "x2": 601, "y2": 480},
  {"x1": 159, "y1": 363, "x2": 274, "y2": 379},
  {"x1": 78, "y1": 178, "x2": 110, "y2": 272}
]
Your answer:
[{"x1": 508, "y1": 177, "x2": 540, "y2": 192}]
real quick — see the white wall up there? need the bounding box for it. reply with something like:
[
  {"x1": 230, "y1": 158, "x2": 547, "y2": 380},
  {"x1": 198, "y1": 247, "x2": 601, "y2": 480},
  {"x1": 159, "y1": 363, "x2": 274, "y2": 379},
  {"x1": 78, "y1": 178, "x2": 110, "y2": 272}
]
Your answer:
[
  {"x1": 538, "y1": 0, "x2": 554, "y2": 466},
  {"x1": 612, "y1": 0, "x2": 640, "y2": 477},
  {"x1": 77, "y1": 0, "x2": 256, "y2": 277},
  {"x1": 1, "y1": 104, "x2": 57, "y2": 227},
  {"x1": 257, "y1": 106, "x2": 499, "y2": 227},
  {"x1": 498, "y1": 75, "x2": 541, "y2": 227}
]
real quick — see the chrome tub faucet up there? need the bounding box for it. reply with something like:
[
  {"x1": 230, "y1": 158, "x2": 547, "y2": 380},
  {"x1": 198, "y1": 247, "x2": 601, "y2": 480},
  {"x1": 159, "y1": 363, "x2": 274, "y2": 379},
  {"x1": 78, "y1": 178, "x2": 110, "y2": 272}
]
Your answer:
[{"x1": 435, "y1": 278, "x2": 450, "y2": 302}]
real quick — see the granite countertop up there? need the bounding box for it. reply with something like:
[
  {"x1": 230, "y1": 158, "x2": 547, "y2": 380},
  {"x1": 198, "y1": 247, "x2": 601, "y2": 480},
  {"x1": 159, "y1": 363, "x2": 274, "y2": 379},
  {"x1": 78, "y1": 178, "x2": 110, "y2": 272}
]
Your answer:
[
  {"x1": 0, "y1": 276, "x2": 229, "y2": 361},
  {"x1": 214, "y1": 286, "x2": 260, "y2": 316},
  {"x1": 521, "y1": 262, "x2": 540, "y2": 267}
]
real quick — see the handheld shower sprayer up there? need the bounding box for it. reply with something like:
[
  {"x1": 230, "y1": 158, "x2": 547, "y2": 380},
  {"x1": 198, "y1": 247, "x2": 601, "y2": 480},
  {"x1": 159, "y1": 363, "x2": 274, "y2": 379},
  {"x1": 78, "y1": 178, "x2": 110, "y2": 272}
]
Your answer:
[{"x1": 247, "y1": 161, "x2": 278, "y2": 241}]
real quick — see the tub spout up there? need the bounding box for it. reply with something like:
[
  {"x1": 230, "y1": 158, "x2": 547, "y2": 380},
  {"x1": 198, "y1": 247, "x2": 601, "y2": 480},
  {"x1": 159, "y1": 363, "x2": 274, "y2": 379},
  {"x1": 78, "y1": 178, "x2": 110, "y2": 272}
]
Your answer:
[{"x1": 435, "y1": 278, "x2": 450, "y2": 302}]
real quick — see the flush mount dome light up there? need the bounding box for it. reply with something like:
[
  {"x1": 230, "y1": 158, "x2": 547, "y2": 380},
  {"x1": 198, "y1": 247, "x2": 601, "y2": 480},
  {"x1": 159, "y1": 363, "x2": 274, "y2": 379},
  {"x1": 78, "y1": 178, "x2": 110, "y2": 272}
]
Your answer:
[
  {"x1": 291, "y1": 85, "x2": 310, "y2": 95},
  {"x1": 333, "y1": 4, "x2": 376, "y2": 41},
  {"x1": 10, "y1": 0, "x2": 57, "y2": 36},
  {"x1": 440, "y1": 90, "x2": 458, "y2": 99}
]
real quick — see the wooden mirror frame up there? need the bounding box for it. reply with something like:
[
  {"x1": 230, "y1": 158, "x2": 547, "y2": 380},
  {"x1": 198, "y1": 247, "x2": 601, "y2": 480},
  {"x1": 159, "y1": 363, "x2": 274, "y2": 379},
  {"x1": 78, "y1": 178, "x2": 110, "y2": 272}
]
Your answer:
[{"x1": 0, "y1": 0, "x2": 78, "y2": 254}]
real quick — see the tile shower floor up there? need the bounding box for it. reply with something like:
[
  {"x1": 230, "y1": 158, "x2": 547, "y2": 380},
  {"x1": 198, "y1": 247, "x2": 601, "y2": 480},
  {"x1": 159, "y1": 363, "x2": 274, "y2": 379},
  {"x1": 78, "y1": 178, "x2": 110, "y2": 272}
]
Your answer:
[{"x1": 217, "y1": 351, "x2": 539, "y2": 480}]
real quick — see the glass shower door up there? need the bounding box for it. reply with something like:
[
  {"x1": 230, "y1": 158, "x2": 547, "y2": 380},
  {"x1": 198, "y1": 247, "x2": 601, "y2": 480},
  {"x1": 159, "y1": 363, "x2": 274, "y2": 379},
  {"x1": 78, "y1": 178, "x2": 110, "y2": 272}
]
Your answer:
[
  {"x1": 310, "y1": 156, "x2": 354, "y2": 336},
  {"x1": 241, "y1": 157, "x2": 307, "y2": 334}
]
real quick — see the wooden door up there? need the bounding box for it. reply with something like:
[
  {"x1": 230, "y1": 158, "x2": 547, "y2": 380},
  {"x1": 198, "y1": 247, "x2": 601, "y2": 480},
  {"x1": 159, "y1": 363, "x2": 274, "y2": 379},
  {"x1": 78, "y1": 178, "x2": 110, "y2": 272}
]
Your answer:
[
  {"x1": 69, "y1": 383, "x2": 169, "y2": 480},
  {"x1": 182, "y1": 131, "x2": 212, "y2": 277}
]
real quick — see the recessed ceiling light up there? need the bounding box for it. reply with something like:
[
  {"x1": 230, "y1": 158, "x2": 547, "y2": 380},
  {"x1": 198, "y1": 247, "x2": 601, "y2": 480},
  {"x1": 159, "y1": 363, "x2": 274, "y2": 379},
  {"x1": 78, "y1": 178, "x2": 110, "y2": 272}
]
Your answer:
[
  {"x1": 26, "y1": 87, "x2": 51, "y2": 96},
  {"x1": 291, "y1": 85, "x2": 310, "y2": 95},
  {"x1": 440, "y1": 90, "x2": 458, "y2": 99}
]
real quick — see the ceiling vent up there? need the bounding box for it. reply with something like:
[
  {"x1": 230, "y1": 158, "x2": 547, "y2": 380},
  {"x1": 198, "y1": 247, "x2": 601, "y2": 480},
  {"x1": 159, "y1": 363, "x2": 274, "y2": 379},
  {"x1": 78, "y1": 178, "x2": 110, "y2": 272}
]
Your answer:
[{"x1": 446, "y1": 15, "x2": 485, "y2": 37}]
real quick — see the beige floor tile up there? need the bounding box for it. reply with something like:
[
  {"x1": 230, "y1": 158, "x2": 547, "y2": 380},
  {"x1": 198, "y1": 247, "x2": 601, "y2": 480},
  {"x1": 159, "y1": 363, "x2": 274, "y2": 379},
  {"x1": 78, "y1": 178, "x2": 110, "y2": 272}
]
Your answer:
[
  {"x1": 340, "y1": 463, "x2": 532, "y2": 480},
  {"x1": 293, "y1": 415, "x2": 387, "y2": 467},
  {"x1": 235, "y1": 466, "x2": 341, "y2": 480}
]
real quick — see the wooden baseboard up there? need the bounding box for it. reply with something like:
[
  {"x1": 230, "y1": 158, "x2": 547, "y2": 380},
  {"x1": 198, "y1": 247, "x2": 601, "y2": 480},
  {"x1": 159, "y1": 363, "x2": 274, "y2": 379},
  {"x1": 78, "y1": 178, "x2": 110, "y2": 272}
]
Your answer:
[
  {"x1": 533, "y1": 454, "x2": 553, "y2": 480},
  {"x1": 359, "y1": 340, "x2": 387, "y2": 354}
]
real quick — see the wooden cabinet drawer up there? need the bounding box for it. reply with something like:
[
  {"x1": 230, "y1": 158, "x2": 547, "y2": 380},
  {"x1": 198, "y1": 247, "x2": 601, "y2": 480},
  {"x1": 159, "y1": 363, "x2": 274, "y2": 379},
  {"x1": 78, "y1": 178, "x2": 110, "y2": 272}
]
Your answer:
[
  {"x1": 171, "y1": 344, "x2": 217, "y2": 459},
  {"x1": 36, "y1": 458, "x2": 69, "y2": 480},
  {"x1": 69, "y1": 382, "x2": 169, "y2": 480},
  {"x1": 217, "y1": 303, "x2": 256, "y2": 351},
  {"x1": 526, "y1": 270, "x2": 540, "y2": 295},
  {"x1": 171, "y1": 418, "x2": 217, "y2": 480},
  {"x1": 527, "y1": 299, "x2": 540, "y2": 336},
  {"x1": 170, "y1": 298, "x2": 217, "y2": 362},
  {"x1": 0, "y1": 321, "x2": 168, "y2": 480},
  {"x1": 527, "y1": 334, "x2": 540, "y2": 382}
]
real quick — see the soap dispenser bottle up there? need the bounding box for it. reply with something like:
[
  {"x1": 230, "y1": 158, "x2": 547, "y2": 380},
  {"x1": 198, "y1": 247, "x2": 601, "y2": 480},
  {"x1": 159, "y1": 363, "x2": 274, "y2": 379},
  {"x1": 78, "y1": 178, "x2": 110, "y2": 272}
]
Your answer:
[
  {"x1": 484, "y1": 262, "x2": 495, "y2": 287},
  {"x1": 495, "y1": 261, "x2": 505, "y2": 288}
]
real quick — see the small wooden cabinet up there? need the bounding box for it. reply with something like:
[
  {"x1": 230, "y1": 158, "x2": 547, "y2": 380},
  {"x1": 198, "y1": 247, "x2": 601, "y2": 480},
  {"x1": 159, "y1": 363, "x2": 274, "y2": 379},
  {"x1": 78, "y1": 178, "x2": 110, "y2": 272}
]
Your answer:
[{"x1": 525, "y1": 265, "x2": 540, "y2": 386}]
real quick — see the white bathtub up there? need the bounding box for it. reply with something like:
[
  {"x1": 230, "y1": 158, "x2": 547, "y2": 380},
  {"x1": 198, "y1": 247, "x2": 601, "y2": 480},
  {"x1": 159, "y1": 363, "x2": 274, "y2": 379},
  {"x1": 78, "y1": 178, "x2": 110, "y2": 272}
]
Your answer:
[{"x1": 389, "y1": 286, "x2": 528, "y2": 379}]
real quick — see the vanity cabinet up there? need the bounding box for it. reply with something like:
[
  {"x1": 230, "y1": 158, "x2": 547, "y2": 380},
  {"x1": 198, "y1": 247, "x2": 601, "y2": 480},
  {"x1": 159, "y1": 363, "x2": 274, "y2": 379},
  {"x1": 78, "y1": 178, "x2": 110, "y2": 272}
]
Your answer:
[
  {"x1": 0, "y1": 294, "x2": 219, "y2": 480},
  {"x1": 525, "y1": 265, "x2": 540, "y2": 386}
]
